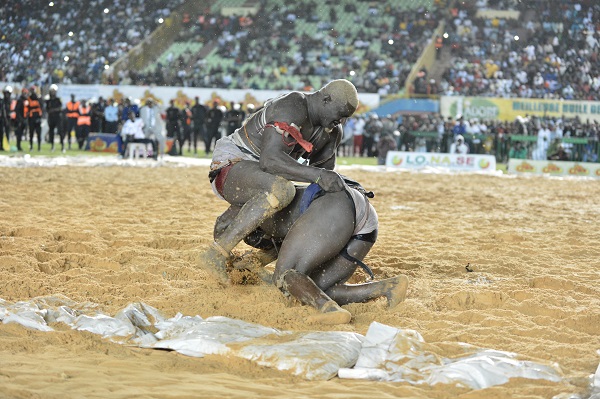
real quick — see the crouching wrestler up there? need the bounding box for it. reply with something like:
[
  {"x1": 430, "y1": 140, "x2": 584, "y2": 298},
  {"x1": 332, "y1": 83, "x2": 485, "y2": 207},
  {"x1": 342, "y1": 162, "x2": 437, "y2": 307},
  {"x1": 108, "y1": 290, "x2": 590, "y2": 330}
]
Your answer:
[{"x1": 214, "y1": 178, "x2": 409, "y2": 325}]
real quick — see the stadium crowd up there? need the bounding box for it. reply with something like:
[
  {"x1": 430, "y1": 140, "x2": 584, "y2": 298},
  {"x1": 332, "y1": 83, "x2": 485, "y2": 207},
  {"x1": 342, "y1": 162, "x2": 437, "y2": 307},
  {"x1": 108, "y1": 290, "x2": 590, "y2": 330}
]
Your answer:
[
  {"x1": 0, "y1": 0, "x2": 182, "y2": 87},
  {"x1": 1, "y1": 0, "x2": 599, "y2": 163},
  {"x1": 2, "y1": 0, "x2": 598, "y2": 101},
  {"x1": 132, "y1": 0, "x2": 445, "y2": 93},
  {"x1": 440, "y1": 0, "x2": 600, "y2": 100},
  {"x1": 337, "y1": 112, "x2": 599, "y2": 164}
]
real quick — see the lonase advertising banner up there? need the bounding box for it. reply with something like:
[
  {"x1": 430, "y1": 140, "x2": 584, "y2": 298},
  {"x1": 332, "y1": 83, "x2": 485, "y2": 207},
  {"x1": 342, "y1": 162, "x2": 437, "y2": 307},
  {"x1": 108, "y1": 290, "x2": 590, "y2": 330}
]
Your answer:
[
  {"x1": 385, "y1": 151, "x2": 497, "y2": 172},
  {"x1": 441, "y1": 96, "x2": 600, "y2": 122},
  {"x1": 508, "y1": 159, "x2": 600, "y2": 179}
]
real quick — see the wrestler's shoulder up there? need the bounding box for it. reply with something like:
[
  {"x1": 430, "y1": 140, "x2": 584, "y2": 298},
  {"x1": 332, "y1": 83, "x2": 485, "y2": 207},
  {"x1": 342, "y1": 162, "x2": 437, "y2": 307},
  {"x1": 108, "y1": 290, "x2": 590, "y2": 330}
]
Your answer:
[{"x1": 269, "y1": 92, "x2": 308, "y2": 118}]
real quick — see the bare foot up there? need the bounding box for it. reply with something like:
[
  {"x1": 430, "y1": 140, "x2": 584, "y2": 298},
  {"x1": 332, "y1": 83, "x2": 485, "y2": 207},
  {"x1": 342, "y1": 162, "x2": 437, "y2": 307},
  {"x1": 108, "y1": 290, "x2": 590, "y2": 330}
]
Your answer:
[
  {"x1": 306, "y1": 300, "x2": 352, "y2": 325},
  {"x1": 384, "y1": 275, "x2": 409, "y2": 308},
  {"x1": 197, "y1": 243, "x2": 231, "y2": 285}
]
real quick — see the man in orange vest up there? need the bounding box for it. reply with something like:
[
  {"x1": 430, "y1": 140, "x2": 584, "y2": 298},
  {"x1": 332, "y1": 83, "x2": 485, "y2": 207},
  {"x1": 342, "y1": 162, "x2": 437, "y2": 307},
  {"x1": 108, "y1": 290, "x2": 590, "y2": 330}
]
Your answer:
[
  {"x1": 0, "y1": 86, "x2": 11, "y2": 151},
  {"x1": 76, "y1": 99, "x2": 92, "y2": 150},
  {"x1": 65, "y1": 94, "x2": 80, "y2": 150},
  {"x1": 14, "y1": 88, "x2": 29, "y2": 152},
  {"x1": 27, "y1": 89, "x2": 43, "y2": 151}
]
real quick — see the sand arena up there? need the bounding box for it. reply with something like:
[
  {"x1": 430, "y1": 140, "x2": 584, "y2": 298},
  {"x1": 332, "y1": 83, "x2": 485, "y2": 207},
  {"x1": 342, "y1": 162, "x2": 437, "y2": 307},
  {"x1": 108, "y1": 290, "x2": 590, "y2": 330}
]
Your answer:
[{"x1": 0, "y1": 156, "x2": 599, "y2": 398}]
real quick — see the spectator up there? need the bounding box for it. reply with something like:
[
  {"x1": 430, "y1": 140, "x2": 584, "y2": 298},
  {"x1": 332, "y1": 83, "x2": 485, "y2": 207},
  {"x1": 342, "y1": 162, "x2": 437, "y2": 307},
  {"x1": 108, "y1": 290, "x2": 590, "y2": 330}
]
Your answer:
[
  {"x1": 181, "y1": 101, "x2": 193, "y2": 154},
  {"x1": 165, "y1": 100, "x2": 181, "y2": 154},
  {"x1": 191, "y1": 96, "x2": 207, "y2": 155},
  {"x1": 449, "y1": 134, "x2": 469, "y2": 154},
  {"x1": 225, "y1": 102, "x2": 245, "y2": 136},
  {"x1": 547, "y1": 144, "x2": 569, "y2": 161},
  {"x1": 363, "y1": 113, "x2": 383, "y2": 157},
  {"x1": 120, "y1": 110, "x2": 158, "y2": 159},
  {"x1": 509, "y1": 141, "x2": 528, "y2": 159},
  {"x1": 205, "y1": 101, "x2": 223, "y2": 154},
  {"x1": 91, "y1": 97, "x2": 106, "y2": 133},
  {"x1": 376, "y1": 132, "x2": 398, "y2": 165},
  {"x1": 139, "y1": 99, "x2": 165, "y2": 158},
  {"x1": 104, "y1": 99, "x2": 119, "y2": 134},
  {"x1": 352, "y1": 115, "x2": 365, "y2": 157}
]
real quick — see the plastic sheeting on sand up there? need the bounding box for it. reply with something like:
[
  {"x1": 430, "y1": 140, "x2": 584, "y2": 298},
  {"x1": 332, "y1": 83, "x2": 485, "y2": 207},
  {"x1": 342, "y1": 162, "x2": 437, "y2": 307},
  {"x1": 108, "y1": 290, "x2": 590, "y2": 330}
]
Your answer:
[
  {"x1": 338, "y1": 322, "x2": 562, "y2": 389},
  {"x1": 0, "y1": 297, "x2": 361, "y2": 380},
  {"x1": 1, "y1": 296, "x2": 586, "y2": 389}
]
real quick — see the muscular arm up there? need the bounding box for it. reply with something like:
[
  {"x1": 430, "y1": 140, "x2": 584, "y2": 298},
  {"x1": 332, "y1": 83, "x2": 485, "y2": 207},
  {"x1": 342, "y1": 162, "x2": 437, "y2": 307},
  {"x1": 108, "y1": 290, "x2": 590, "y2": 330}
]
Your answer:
[
  {"x1": 257, "y1": 94, "x2": 344, "y2": 191},
  {"x1": 259, "y1": 128, "x2": 323, "y2": 183}
]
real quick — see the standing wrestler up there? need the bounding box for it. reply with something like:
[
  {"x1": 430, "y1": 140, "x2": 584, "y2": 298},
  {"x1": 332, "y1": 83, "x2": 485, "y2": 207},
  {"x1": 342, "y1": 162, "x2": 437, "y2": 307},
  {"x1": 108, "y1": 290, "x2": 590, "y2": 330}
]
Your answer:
[
  {"x1": 45, "y1": 84, "x2": 64, "y2": 152},
  {"x1": 200, "y1": 79, "x2": 359, "y2": 284}
]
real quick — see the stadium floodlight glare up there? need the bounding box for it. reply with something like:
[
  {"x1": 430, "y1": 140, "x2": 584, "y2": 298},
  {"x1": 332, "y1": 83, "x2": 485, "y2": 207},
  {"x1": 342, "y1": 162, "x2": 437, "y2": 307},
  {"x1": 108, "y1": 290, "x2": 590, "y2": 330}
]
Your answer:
[
  {"x1": 104, "y1": 8, "x2": 109, "y2": 13},
  {"x1": 443, "y1": 32, "x2": 449, "y2": 39},
  {"x1": 158, "y1": 18, "x2": 164, "y2": 24},
  {"x1": 64, "y1": 56, "x2": 69, "y2": 62},
  {"x1": 514, "y1": 35, "x2": 519, "y2": 41}
]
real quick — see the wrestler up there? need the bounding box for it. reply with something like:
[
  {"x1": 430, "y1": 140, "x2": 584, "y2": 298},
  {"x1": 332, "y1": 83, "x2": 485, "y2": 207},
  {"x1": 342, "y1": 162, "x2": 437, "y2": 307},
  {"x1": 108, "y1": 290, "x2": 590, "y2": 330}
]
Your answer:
[
  {"x1": 200, "y1": 80, "x2": 359, "y2": 284},
  {"x1": 217, "y1": 179, "x2": 409, "y2": 325}
]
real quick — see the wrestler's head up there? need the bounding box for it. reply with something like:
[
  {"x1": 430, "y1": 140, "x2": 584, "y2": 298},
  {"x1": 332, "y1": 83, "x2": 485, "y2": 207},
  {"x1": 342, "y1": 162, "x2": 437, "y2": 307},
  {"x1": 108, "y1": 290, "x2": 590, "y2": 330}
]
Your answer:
[{"x1": 318, "y1": 79, "x2": 359, "y2": 129}]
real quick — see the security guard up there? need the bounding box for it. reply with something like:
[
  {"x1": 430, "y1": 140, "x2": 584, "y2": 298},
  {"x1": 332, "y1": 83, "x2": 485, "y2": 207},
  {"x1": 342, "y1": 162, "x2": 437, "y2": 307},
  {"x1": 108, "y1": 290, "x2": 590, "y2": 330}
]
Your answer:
[
  {"x1": 27, "y1": 88, "x2": 43, "y2": 151},
  {"x1": 0, "y1": 86, "x2": 12, "y2": 151},
  {"x1": 45, "y1": 84, "x2": 64, "y2": 152},
  {"x1": 15, "y1": 88, "x2": 29, "y2": 152},
  {"x1": 76, "y1": 99, "x2": 92, "y2": 150}
]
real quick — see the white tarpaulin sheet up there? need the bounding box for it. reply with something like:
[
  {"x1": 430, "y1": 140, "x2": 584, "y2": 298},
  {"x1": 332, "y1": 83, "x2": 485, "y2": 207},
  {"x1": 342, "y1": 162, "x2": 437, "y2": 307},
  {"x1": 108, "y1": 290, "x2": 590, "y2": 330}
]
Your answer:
[{"x1": 1, "y1": 296, "x2": 593, "y2": 390}]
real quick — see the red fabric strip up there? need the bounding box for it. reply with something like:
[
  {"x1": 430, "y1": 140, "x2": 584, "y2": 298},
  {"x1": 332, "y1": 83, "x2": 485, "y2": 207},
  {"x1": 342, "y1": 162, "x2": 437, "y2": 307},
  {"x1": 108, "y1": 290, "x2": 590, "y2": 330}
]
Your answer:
[{"x1": 267, "y1": 122, "x2": 313, "y2": 153}]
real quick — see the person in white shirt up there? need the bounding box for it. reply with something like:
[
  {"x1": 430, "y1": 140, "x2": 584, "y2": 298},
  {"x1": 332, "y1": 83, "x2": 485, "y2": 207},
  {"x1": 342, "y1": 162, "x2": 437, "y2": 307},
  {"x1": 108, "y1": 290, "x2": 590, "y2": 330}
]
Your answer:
[
  {"x1": 534, "y1": 124, "x2": 551, "y2": 160},
  {"x1": 140, "y1": 99, "x2": 165, "y2": 158},
  {"x1": 120, "y1": 111, "x2": 158, "y2": 159},
  {"x1": 449, "y1": 134, "x2": 469, "y2": 154}
]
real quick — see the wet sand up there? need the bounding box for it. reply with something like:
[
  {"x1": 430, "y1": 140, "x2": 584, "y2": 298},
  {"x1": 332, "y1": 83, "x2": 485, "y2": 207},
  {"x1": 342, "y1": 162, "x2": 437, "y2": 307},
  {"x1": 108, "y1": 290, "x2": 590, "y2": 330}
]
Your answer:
[{"x1": 1, "y1": 162, "x2": 599, "y2": 398}]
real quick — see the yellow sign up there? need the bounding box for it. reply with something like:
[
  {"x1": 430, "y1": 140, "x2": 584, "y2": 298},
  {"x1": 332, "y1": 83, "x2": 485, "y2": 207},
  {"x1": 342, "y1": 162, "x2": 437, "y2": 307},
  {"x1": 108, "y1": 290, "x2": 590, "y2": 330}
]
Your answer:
[{"x1": 442, "y1": 96, "x2": 600, "y2": 122}]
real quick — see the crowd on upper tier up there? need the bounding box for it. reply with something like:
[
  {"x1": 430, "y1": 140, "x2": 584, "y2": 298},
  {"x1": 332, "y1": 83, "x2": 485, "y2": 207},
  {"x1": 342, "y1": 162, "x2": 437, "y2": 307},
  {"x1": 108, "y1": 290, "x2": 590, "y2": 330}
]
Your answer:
[
  {"x1": 0, "y1": 0, "x2": 183, "y2": 86},
  {"x1": 439, "y1": 0, "x2": 599, "y2": 100},
  {"x1": 1, "y1": 0, "x2": 598, "y2": 102}
]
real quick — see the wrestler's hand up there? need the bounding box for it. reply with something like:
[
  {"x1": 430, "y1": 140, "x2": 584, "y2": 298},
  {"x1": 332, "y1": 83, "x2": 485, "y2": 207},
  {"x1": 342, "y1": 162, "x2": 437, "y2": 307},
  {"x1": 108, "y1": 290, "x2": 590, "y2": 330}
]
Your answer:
[{"x1": 316, "y1": 170, "x2": 345, "y2": 192}]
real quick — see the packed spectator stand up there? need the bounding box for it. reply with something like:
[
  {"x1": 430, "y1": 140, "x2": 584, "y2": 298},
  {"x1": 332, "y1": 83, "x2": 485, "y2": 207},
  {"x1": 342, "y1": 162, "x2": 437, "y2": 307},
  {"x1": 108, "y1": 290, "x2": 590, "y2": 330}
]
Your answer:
[
  {"x1": 0, "y1": 0, "x2": 182, "y2": 86},
  {"x1": 1, "y1": 0, "x2": 599, "y2": 164},
  {"x1": 440, "y1": 0, "x2": 599, "y2": 100}
]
